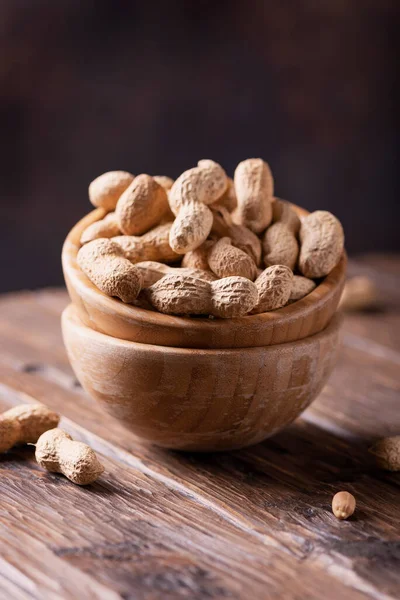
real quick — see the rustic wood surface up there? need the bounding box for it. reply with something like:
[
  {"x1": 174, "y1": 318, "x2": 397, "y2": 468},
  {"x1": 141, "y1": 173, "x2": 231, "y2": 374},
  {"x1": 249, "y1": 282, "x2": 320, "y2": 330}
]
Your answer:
[{"x1": 0, "y1": 254, "x2": 399, "y2": 600}]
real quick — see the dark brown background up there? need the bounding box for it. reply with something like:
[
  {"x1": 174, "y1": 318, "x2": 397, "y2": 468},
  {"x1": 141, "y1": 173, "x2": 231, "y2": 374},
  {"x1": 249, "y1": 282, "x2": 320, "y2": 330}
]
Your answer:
[{"x1": 0, "y1": 0, "x2": 398, "y2": 292}]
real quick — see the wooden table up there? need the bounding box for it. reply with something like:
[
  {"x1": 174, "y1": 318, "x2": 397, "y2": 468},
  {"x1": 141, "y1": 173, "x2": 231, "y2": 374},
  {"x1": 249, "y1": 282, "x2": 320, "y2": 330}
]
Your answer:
[{"x1": 0, "y1": 255, "x2": 399, "y2": 600}]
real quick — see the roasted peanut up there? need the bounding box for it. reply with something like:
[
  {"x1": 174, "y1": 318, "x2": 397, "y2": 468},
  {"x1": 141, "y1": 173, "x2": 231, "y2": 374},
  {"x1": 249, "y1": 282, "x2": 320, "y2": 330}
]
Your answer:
[
  {"x1": 116, "y1": 174, "x2": 169, "y2": 236},
  {"x1": 80, "y1": 212, "x2": 120, "y2": 245},
  {"x1": 35, "y1": 428, "x2": 104, "y2": 485},
  {"x1": 369, "y1": 436, "x2": 400, "y2": 471},
  {"x1": 0, "y1": 404, "x2": 60, "y2": 453},
  {"x1": 299, "y1": 211, "x2": 344, "y2": 278},
  {"x1": 332, "y1": 491, "x2": 356, "y2": 520},
  {"x1": 181, "y1": 241, "x2": 214, "y2": 271},
  {"x1": 144, "y1": 274, "x2": 258, "y2": 318},
  {"x1": 77, "y1": 238, "x2": 142, "y2": 302},
  {"x1": 153, "y1": 175, "x2": 174, "y2": 190},
  {"x1": 263, "y1": 222, "x2": 299, "y2": 270},
  {"x1": 252, "y1": 265, "x2": 293, "y2": 313},
  {"x1": 233, "y1": 158, "x2": 273, "y2": 233},
  {"x1": 272, "y1": 198, "x2": 300, "y2": 233},
  {"x1": 213, "y1": 177, "x2": 237, "y2": 212},
  {"x1": 288, "y1": 275, "x2": 317, "y2": 304},
  {"x1": 211, "y1": 206, "x2": 262, "y2": 265},
  {"x1": 208, "y1": 237, "x2": 258, "y2": 280},
  {"x1": 168, "y1": 160, "x2": 228, "y2": 253},
  {"x1": 89, "y1": 171, "x2": 134, "y2": 211},
  {"x1": 112, "y1": 223, "x2": 180, "y2": 264},
  {"x1": 135, "y1": 261, "x2": 216, "y2": 287}
]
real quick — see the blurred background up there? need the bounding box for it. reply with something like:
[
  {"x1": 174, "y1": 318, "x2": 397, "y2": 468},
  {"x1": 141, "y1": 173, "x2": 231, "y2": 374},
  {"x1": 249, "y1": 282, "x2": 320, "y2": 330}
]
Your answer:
[{"x1": 0, "y1": 0, "x2": 398, "y2": 293}]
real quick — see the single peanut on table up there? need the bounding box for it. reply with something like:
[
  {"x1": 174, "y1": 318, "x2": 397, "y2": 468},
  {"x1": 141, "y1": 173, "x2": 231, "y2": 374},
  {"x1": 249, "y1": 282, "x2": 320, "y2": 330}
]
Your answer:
[
  {"x1": 0, "y1": 404, "x2": 60, "y2": 453},
  {"x1": 35, "y1": 428, "x2": 104, "y2": 485}
]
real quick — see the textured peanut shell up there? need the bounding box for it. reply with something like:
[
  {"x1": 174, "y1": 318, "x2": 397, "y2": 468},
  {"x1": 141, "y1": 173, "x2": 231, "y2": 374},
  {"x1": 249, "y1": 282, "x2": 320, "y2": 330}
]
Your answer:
[
  {"x1": 181, "y1": 242, "x2": 213, "y2": 271},
  {"x1": 135, "y1": 261, "x2": 216, "y2": 287},
  {"x1": 272, "y1": 198, "x2": 300, "y2": 233},
  {"x1": 169, "y1": 160, "x2": 227, "y2": 214},
  {"x1": 80, "y1": 212, "x2": 120, "y2": 245},
  {"x1": 35, "y1": 428, "x2": 104, "y2": 485},
  {"x1": 0, "y1": 404, "x2": 60, "y2": 453},
  {"x1": 153, "y1": 175, "x2": 174, "y2": 190},
  {"x1": 210, "y1": 277, "x2": 258, "y2": 318},
  {"x1": 263, "y1": 222, "x2": 299, "y2": 270},
  {"x1": 233, "y1": 158, "x2": 273, "y2": 233},
  {"x1": 213, "y1": 177, "x2": 237, "y2": 212},
  {"x1": 211, "y1": 208, "x2": 262, "y2": 265},
  {"x1": 253, "y1": 265, "x2": 293, "y2": 313},
  {"x1": 116, "y1": 174, "x2": 169, "y2": 236},
  {"x1": 78, "y1": 239, "x2": 142, "y2": 303},
  {"x1": 288, "y1": 275, "x2": 317, "y2": 304},
  {"x1": 89, "y1": 171, "x2": 134, "y2": 211},
  {"x1": 369, "y1": 436, "x2": 400, "y2": 471},
  {"x1": 112, "y1": 223, "x2": 180, "y2": 264},
  {"x1": 145, "y1": 274, "x2": 212, "y2": 316},
  {"x1": 169, "y1": 202, "x2": 214, "y2": 254},
  {"x1": 208, "y1": 237, "x2": 257, "y2": 280},
  {"x1": 299, "y1": 211, "x2": 344, "y2": 278}
]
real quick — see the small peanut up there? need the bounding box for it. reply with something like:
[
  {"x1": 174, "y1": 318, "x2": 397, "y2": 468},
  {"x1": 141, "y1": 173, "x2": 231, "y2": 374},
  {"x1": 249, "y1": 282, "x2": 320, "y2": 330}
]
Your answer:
[
  {"x1": 211, "y1": 206, "x2": 262, "y2": 265},
  {"x1": 182, "y1": 241, "x2": 214, "y2": 271},
  {"x1": 169, "y1": 160, "x2": 228, "y2": 253},
  {"x1": 288, "y1": 275, "x2": 317, "y2": 304},
  {"x1": 89, "y1": 171, "x2": 134, "y2": 211},
  {"x1": 116, "y1": 174, "x2": 169, "y2": 236},
  {"x1": 263, "y1": 222, "x2": 299, "y2": 270},
  {"x1": 35, "y1": 428, "x2": 104, "y2": 485},
  {"x1": 369, "y1": 436, "x2": 400, "y2": 471},
  {"x1": 339, "y1": 276, "x2": 378, "y2": 312},
  {"x1": 144, "y1": 274, "x2": 258, "y2": 318},
  {"x1": 112, "y1": 222, "x2": 180, "y2": 264},
  {"x1": 134, "y1": 261, "x2": 217, "y2": 287},
  {"x1": 332, "y1": 491, "x2": 356, "y2": 520},
  {"x1": 213, "y1": 177, "x2": 237, "y2": 212},
  {"x1": 208, "y1": 237, "x2": 258, "y2": 281},
  {"x1": 252, "y1": 265, "x2": 293, "y2": 313},
  {"x1": 80, "y1": 212, "x2": 120, "y2": 245},
  {"x1": 0, "y1": 404, "x2": 59, "y2": 453},
  {"x1": 233, "y1": 158, "x2": 273, "y2": 233},
  {"x1": 272, "y1": 198, "x2": 300, "y2": 233},
  {"x1": 299, "y1": 211, "x2": 344, "y2": 278},
  {"x1": 77, "y1": 238, "x2": 142, "y2": 303}
]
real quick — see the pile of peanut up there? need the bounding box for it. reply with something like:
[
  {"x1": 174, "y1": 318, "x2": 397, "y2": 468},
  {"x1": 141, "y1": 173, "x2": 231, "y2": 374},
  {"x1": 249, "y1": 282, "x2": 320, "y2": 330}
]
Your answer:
[{"x1": 78, "y1": 159, "x2": 345, "y2": 318}]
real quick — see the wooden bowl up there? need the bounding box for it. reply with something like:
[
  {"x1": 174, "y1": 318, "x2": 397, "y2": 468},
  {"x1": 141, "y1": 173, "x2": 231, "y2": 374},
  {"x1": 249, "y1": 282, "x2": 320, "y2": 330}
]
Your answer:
[
  {"x1": 62, "y1": 304, "x2": 341, "y2": 452},
  {"x1": 62, "y1": 208, "x2": 346, "y2": 349}
]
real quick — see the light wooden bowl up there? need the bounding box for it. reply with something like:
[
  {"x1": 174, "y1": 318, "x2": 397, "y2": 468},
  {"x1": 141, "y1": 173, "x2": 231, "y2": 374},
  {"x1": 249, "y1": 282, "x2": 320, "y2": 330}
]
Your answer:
[
  {"x1": 62, "y1": 304, "x2": 341, "y2": 452},
  {"x1": 62, "y1": 207, "x2": 346, "y2": 349}
]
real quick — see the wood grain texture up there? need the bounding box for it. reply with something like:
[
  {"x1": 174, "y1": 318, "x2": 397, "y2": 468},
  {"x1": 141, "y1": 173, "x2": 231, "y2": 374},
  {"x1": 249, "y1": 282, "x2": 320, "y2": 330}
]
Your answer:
[
  {"x1": 62, "y1": 207, "x2": 346, "y2": 349},
  {"x1": 62, "y1": 304, "x2": 340, "y2": 451},
  {"x1": 0, "y1": 256, "x2": 399, "y2": 600}
]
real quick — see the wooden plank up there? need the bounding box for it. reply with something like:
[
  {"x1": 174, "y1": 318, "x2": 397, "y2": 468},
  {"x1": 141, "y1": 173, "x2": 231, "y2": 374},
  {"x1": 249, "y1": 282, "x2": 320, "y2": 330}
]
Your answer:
[{"x1": 0, "y1": 262, "x2": 399, "y2": 600}]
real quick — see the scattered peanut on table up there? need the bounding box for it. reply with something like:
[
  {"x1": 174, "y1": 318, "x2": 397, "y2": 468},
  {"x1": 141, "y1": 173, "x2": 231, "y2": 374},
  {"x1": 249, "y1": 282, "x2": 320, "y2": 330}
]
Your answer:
[
  {"x1": 332, "y1": 491, "x2": 356, "y2": 520},
  {"x1": 78, "y1": 158, "x2": 345, "y2": 318}
]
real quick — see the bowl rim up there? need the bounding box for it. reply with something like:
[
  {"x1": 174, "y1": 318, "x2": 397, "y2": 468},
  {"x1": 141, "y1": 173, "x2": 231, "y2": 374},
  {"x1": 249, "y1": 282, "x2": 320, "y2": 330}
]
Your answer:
[
  {"x1": 63, "y1": 302, "x2": 342, "y2": 356},
  {"x1": 62, "y1": 205, "x2": 346, "y2": 348}
]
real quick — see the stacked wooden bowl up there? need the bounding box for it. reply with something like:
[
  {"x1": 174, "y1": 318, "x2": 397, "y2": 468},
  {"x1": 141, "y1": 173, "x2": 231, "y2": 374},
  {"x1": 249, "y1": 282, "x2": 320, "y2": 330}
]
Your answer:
[{"x1": 62, "y1": 206, "x2": 346, "y2": 451}]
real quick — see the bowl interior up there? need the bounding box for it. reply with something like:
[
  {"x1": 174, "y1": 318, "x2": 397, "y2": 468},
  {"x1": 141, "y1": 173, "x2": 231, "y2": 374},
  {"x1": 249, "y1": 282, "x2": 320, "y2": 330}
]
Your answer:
[{"x1": 62, "y1": 206, "x2": 346, "y2": 349}]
